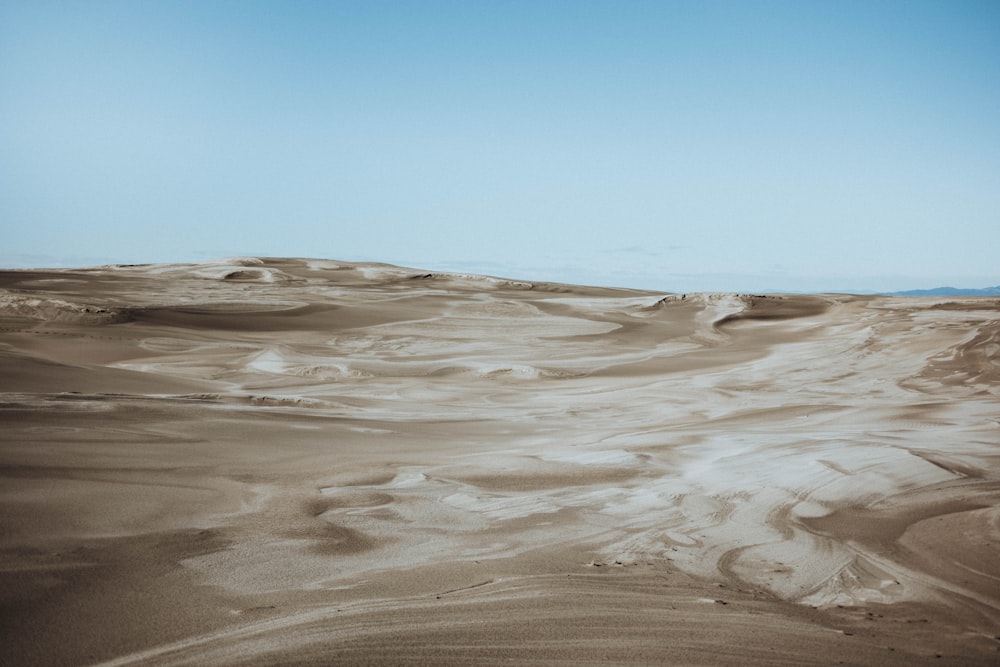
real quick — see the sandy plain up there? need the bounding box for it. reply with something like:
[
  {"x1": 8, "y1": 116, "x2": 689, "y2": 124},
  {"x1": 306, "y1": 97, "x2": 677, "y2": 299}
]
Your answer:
[{"x1": 1, "y1": 257, "x2": 998, "y2": 665}]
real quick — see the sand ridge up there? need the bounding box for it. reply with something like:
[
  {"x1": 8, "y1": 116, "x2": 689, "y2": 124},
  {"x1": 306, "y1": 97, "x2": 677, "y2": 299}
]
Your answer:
[{"x1": 1, "y1": 257, "x2": 999, "y2": 665}]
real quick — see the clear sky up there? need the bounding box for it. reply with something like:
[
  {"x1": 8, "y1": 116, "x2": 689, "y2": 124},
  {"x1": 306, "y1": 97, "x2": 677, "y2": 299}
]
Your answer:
[{"x1": 2, "y1": 1, "x2": 998, "y2": 292}]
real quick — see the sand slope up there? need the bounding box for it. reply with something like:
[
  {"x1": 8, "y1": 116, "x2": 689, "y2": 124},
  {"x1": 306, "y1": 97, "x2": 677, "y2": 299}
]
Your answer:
[{"x1": 1, "y1": 258, "x2": 999, "y2": 665}]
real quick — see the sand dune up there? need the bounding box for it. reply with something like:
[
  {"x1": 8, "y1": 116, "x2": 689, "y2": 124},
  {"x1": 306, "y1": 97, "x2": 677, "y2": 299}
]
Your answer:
[{"x1": 2, "y1": 258, "x2": 999, "y2": 665}]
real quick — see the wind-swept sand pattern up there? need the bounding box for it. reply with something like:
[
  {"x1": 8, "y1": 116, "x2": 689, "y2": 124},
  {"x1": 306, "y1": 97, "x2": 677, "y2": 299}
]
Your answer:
[{"x1": 1, "y1": 258, "x2": 999, "y2": 665}]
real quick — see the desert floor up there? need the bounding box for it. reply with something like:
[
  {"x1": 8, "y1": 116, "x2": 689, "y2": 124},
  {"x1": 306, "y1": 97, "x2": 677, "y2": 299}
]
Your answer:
[{"x1": 1, "y1": 257, "x2": 999, "y2": 665}]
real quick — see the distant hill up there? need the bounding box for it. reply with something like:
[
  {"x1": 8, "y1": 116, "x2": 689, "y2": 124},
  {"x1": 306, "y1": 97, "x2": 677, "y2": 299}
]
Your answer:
[{"x1": 886, "y1": 286, "x2": 1000, "y2": 296}]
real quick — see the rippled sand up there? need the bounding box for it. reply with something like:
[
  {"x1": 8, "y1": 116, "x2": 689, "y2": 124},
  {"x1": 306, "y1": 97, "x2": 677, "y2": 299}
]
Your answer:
[{"x1": 2, "y1": 258, "x2": 998, "y2": 665}]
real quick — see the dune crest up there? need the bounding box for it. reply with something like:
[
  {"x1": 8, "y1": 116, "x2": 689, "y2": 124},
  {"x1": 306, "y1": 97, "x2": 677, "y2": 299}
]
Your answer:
[{"x1": 2, "y1": 258, "x2": 999, "y2": 665}]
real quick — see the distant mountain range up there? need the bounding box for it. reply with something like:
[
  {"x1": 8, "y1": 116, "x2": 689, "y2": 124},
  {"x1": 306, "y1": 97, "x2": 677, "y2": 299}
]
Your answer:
[{"x1": 885, "y1": 286, "x2": 1000, "y2": 296}]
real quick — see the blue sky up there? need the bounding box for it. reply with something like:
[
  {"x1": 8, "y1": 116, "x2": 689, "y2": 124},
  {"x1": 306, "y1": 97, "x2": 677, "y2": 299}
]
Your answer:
[{"x1": 2, "y1": 1, "x2": 998, "y2": 292}]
